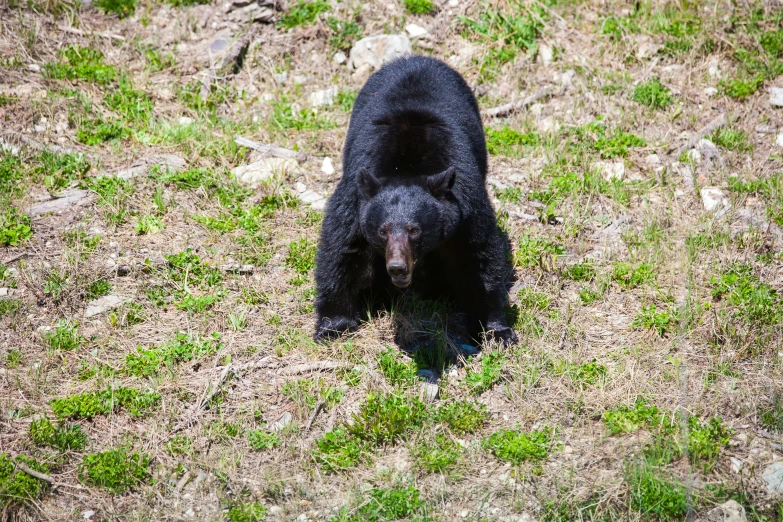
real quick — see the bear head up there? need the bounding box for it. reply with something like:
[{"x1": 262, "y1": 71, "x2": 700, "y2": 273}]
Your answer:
[{"x1": 357, "y1": 166, "x2": 461, "y2": 288}]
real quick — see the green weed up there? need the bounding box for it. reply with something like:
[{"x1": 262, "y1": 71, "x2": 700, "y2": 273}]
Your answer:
[
  {"x1": 633, "y1": 304, "x2": 679, "y2": 337},
  {"x1": 50, "y1": 388, "x2": 160, "y2": 420},
  {"x1": 94, "y1": 0, "x2": 136, "y2": 17},
  {"x1": 286, "y1": 238, "x2": 317, "y2": 275},
  {"x1": 327, "y1": 17, "x2": 361, "y2": 51},
  {"x1": 497, "y1": 187, "x2": 524, "y2": 203},
  {"x1": 631, "y1": 78, "x2": 673, "y2": 109},
  {"x1": 0, "y1": 454, "x2": 50, "y2": 508},
  {"x1": 347, "y1": 393, "x2": 427, "y2": 445},
  {"x1": 44, "y1": 46, "x2": 117, "y2": 84},
  {"x1": 514, "y1": 235, "x2": 564, "y2": 269},
  {"x1": 165, "y1": 435, "x2": 193, "y2": 456},
  {"x1": 248, "y1": 429, "x2": 281, "y2": 450},
  {"x1": 626, "y1": 461, "x2": 687, "y2": 521},
  {"x1": 45, "y1": 320, "x2": 83, "y2": 351},
  {"x1": 719, "y1": 76, "x2": 763, "y2": 100},
  {"x1": 378, "y1": 346, "x2": 418, "y2": 387},
  {"x1": 604, "y1": 398, "x2": 660, "y2": 435},
  {"x1": 336, "y1": 90, "x2": 357, "y2": 112},
  {"x1": 271, "y1": 101, "x2": 335, "y2": 131},
  {"x1": 483, "y1": 427, "x2": 554, "y2": 464},
  {"x1": 593, "y1": 131, "x2": 646, "y2": 158},
  {"x1": 412, "y1": 434, "x2": 462, "y2": 473},
  {"x1": 313, "y1": 427, "x2": 370, "y2": 472},
  {"x1": 404, "y1": 0, "x2": 433, "y2": 15},
  {"x1": 166, "y1": 249, "x2": 223, "y2": 289},
  {"x1": 759, "y1": 394, "x2": 783, "y2": 433},
  {"x1": 612, "y1": 262, "x2": 654, "y2": 289},
  {"x1": 80, "y1": 447, "x2": 151, "y2": 493},
  {"x1": 711, "y1": 128, "x2": 753, "y2": 152},
  {"x1": 562, "y1": 260, "x2": 596, "y2": 282},
  {"x1": 227, "y1": 502, "x2": 268, "y2": 522},
  {"x1": 278, "y1": 0, "x2": 330, "y2": 28},
  {"x1": 436, "y1": 401, "x2": 488, "y2": 435},
  {"x1": 465, "y1": 350, "x2": 506, "y2": 394},
  {"x1": 485, "y1": 127, "x2": 539, "y2": 156},
  {"x1": 125, "y1": 332, "x2": 221, "y2": 377},
  {"x1": 86, "y1": 279, "x2": 112, "y2": 300},
  {"x1": 4, "y1": 349, "x2": 22, "y2": 367},
  {"x1": 34, "y1": 150, "x2": 91, "y2": 192},
  {"x1": 0, "y1": 208, "x2": 32, "y2": 247},
  {"x1": 711, "y1": 264, "x2": 782, "y2": 325},
  {"x1": 29, "y1": 417, "x2": 88, "y2": 452},
  {"x1": 555, "y1": 360, "x2": 607, "y2": 386},
  {"x1": 344, "y1": 486, "x2": 425, "y2": 521}
]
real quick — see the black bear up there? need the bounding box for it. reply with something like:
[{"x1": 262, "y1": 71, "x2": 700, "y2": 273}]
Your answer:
[{"x1": 314, "y1": 55, "x2": 517, "y2": 346}]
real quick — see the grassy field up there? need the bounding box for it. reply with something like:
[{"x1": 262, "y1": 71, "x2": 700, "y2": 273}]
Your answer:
[{"x1": 1, "y1": 0, "x2": 783, "y2": 520}]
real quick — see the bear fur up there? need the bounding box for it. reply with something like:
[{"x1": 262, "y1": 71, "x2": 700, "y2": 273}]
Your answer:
[{"x1": 314, "y1": 55, "x2": 517, "y2": 346}]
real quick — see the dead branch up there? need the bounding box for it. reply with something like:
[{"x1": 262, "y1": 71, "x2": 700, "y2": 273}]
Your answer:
[
  {"x1": 15, "y1": 462, "x2": 54, "y2": 484},
  {"x1": 234, "y1": 136, "x2": 308, "y2": 162},
  {"x1": 57, "y1": 24, "x2": 125, "y2": 41},
  {"x1": 670, "y1": 113, "x2": 727, "y2": 156},
  {"x1": 278, "y1": 361, "x2": 352, "y2": 376},
  {"x1": 170, "y1": 364, "x2": 233, "y2": 435},
  {"x1": 481, "y1": 88, "x2": 553, "y2": 118},
  {"x1": 305, "y1": 401, "x2": 325, "y2": 432}
]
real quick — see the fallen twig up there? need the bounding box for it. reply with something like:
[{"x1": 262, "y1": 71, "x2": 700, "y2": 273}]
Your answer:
[
  {"x1": 234, "y1": 136, "x2": 307, "y2": 162},
  {"x1": 278, "y1": 361, "x2": 352, "y2": 376},
  {"x1": 670, "y1": 113, "x2": 727, "y2": 156},
  {"x1": 175, "y1": 471, "x2": 191, "y2": 492},
  {"x1": 170, "y1": 364, "x2": 233, "y2": 435},
  {"x1": 15, "y1": 462, "x2": 54, "y2": 484},
  {"x1": 57, "y1": 24, "x2": 125, "y2": 41},
  {"x1": 1, "y1": 252, "x2": 28, "y2": 265},
  {"x1": 305, "y1": 401, "x2": 325, "y2": 432},
  {"x1": 481, "y1": 88, "x2": 553, "y2": 118}
]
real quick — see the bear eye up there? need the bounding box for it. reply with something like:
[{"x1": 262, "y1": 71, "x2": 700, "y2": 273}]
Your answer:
[
  {"x1": 407, "y1": 226, "x2": 421, "y2": 239},
  {"x1": 379, "y1": 227, "x2": 389, "y2": 239}
]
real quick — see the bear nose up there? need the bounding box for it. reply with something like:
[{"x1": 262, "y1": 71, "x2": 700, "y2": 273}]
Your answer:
[{"x1": 387, "y1": 261, "x2": 409, "y2": 278}]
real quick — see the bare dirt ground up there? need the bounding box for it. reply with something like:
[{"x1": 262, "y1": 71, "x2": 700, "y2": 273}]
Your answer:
[{"x1": 1, "y1": 0, "x2": 783, "y2": 520}]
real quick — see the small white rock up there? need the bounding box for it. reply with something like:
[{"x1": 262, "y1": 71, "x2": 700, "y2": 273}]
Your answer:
[
  {"x1": 405, "y1": 23, "x2": 428, "y2": 39},
  {"x1": 28, "y1": 64, "x2": 41, "y2": 73},
  {"x1": 704, "y1": 87, "x2": 718, "y2": 96},
  {"x1": 762, "y1": 462, "x2": 783, "y2": 494},
  {"x1": 179, "y1": 116, "x2": 194, "y2": 125},
  {"x1": 708, "y1": 64, "x2": 720, "y2": 78},
  {"x1": 349, "y1": 34, "x2": 412, "y2": 70},
  {"x1": 232, "y1": 158, "x2": 299, "y2": 187},
  {"x1": 448, "y1": 0, "x2": 458, "y2": 6},
  {"x1": 309, "y1": 87, "x2": 338, "y2": 107},
  {"x1": 82, "y1": 511, "x2": 95, "y2": 520},
  {"x1": 538, "y1": 43, "x2": 554, "y2": 65},
  {"x1": 273, "y1": 72, "x2": 288, "y2": 85},
  {"x1": 333, "y1": 52, "x2": 347, "y2": 64},
  {"x1": 776, "y1": 133, "x2": 783, "y2": 147},
  {"x1": 184, "y1": 509, "x2": 195, "y2": 517},
  {"x1": 85, "y1": 295, "x2": 130, "y2": 318},
  {"x1": 646, "y1": 153, "x2": 661, "y2": 165},
  {"x1": 770, "y1": 87, "x2": 783, "y2": 107},
  {"x1": 593, "y1": 160, "x2": 625, "y2": 181},
  {"x1": 700, "y1": 187, "x2": 729, "y2": 212},
  {"x1": 321, "y1": 157, "x2": 335, "y2": 175},
  {"x1": 730, "y1": 457, "x2": 745, "y2": 473},
  {"x1": 270, "y1": 412, "x2": 292, "y2": 432},
  {"x1": 295, "y1": 182, "x2": 307, "y2": 193}
]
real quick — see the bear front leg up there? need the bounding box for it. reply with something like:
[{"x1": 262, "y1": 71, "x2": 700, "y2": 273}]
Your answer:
[{"x1": 314, "y1": 245, "x2": 374, "y2": 343}]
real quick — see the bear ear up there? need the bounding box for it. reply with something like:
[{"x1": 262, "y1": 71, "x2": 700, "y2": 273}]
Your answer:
[
  {"x1": 427, "y1": 167, "x2": 456, "y2": 199},
  {"x1": 357, "y1": 168, "x2": 380, "y2": 199}
]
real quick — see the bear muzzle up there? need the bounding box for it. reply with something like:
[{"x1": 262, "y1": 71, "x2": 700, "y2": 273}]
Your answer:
[{"x1": 385, "y1": 235, "x2": 413, "y2": 288}]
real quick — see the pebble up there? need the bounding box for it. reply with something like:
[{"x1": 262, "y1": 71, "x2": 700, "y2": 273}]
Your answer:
[
  {"x1": 179, "y1": 116, "x2": 194, "y2": 125},
  {"x1": 694, "y1": 499, "x2": 747, "y2": 522},
  {"x1": 116, "y1": 265, "x2": 131, "y2": 277},
  {"x1": 730, "y1": 457, "x2": 745, "y2": 473},
  {"x1": 321, "y1": 157, "x2": 335, "y2": 175},
  {"x1": 85, "y1": 295, "x2": 130, "y2": 318},
  {"x1": 349, "y1": 34, "x2": 412, "y2": 70},
  {"x1": 770, "y1": 87, "x2": 783, "y2": 107},
  {"x1": 593, "y1": 160, "x2": 625, "y2": 181},
  {"x1": 232, "y1": 157, "x2": 299, "y2": 187},
  {"x1": 756, "y1": 123, "x2": 777, "y2": 134},
  {"x1": 27, "y1": 64, "x2": 41, "y2": 73},
  {"x1": 762, "y1": 461, "x2": 783, "y2": 494},
  {"x1": 405, "y1": 23, "x2": 428, "y2": 39},
  {"x1": 309, "y1": 87, "x2": 338, "y2": 107},
  {"x1": 270, "y1": 412, "x2": 292, "y2": 432},
  {"x1": 704, "y1": 87, "x2": 718, "y2": 96},
  {"x1": 27, "y1": 188, "x2": 93, "y2": 216},
  {"x1": 777, "y1": 133, "x2": 783, "y2": 147},
  {"x1": 82, "y1": 511, "x2": 95, "y2": 520},
  {"x1": 700, "y1": 187, "x2": 730, "y2": 212},
  {"x1": 273, "y1": 72, "x2": 288, "y2": 85},
  {"x1": 333, "y1": 52, "x2": 347, "y2": 64}
]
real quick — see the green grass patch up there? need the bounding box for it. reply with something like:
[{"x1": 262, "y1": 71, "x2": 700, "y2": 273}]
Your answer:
[
  {"x1": 271, "y1": 101, "x2": 336, "y2": 131},
  {"x1": 633, "y1": 304, "x2": 679, "y2": 337},
  {"x1": 378, "y1": 346, "x2": 418, "y2": 388},
  {"x1": 86, "y1": 278, "x2": 112, "y2": 300},
  {"x1": 711, "y1": 264, "x2": 783, "y2": 325},
  {"x1": 555, "y1": 360, "x2": 607, "y2": 386},
  {"x1": 44, "y1": 45, "x2": 117, "y2": 84},
  {"x1": 125, "y1": 332, "x2": 221, "y2": 377},
  {"x1": 80, "y1": 447, "x2": 151, "y2": 493},
  {"x1": 594, "y1": 131, "x2": 646, "y2": 158},
  {"x1": 29, "y1": 417, "x2": 88, "y2": 452},
  {"x1": 631, "y1": 78, "x2": 673, "y2": 109},
  {"x1": 711, "y1": 128, "x2": 753, "y2": 152},
  {"x1": 0, "y1": 208, "x2": 32, "y2": 247},
  {"x1": 0, "y1": 300, "x2": 21, "y2": 318},
  {"x1": 485, "y1": 127, "x2": 539, "y2": 155},
  {"x1": 483, "y1": 427, "x2": 554, "y2": 464},
  {"x1": 0, "y1": 454, "x2": 50, "y2": 509},
  {"x1": 465, "y1": 349, "x2": 506, "y2": 394},
  {"x1": 612, "y1": 262, "x2": 654, "y2": 289},
  {"x1": 227, "y1": 502, "x2": 268, "y2": 522},
  {"x1": 562, "y1": 260, "x2": 596, "y2": 282},
  {"x1": 339, "y1": 485, "x2": 425, "y2": 521},
  {"x1": 412, "y1": 434, "x2": 462, "y2": 473},
  {"x1": 759, "y1": 394, "x2": 783, "y2": 433},
  {"x1": 50, "y1": 388, "x2": 160, "y2": 420},
  {"x1": 626, "y1": 461, "x2": 687, "y2": 521},
  {"x1": 247, "y1": 429, "x2": 281, "y2": 450},
  {"x1": 404, "y1": 0, "x2": 433, "y2": 15},
  {"x1": 45, "y1": 320, "x2": 84, "y2": 351},
  {"x1": 312, "y1": 427, "x2": 370, "y2": 473},
  {"x1": 94, "y1": 0, "x2": 136, "y2": 17},
  {"x1": 286, "y1": 238, "x2": 317, "y2": 275},
  {"x1": 347, "y1": 393, "x2": 427, "y2": 445},
  {"x1": 514, "y1": 235, "x2": 564, "y2": 269},
  {"x1": 604, "y1": 398, "x2": 661, "y2": 435},
  {"x1": 436, "y1": 400, "x2": 488, "y2": 435},
  {"x1": 326, "y1": 17, "x2": 362, "y2": 51},
  {"x1": 278, "y1": 0, "x2": 330, "y2": 28}
]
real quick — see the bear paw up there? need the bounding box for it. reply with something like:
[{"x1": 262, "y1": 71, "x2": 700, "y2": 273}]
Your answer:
[
  {"x1": 487, "y1": 324, "x2": 518, "y2": 347},
  {"x1": 314, "y1": 316, "x2": 359, "y2": 343}
]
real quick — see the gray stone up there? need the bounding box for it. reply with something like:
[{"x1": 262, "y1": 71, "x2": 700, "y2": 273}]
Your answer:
[
  {"x1": 115, "y1": 154, "x2": 186, "y2": 180},
  {"x1": 232, "y1": 157, "x2": 299, "y2": 187},
  {"x1": 756, "y1": 123, "x2": 777, "y2": 134},
  {"x1": 349, "y1": 34, "x2": 412, "y2": 70},
  {"x1": 698, "y1": 138, "x2": 723, "y2": 165},
  {"x1": 762, "y1": 461, "x2": 783, "y2": 495},
  {"x1": 592, "y1": 160, "x2": 625, "y2": 181},
  {"x1": 333, "y1": 52, "x2": 347, "y2": 64},
  {"x1": 695, "y1": 500, "x2": 746, "y2": 522},
  {"x1": 770, "y1": 87, "x2": 783, "y2": 107},
  {"x1": 27, "y1": 189, "x2": 93, "y2": 217},
  {"x1": 228, "y1": 2, "x2": 274, "y2": 23},
  {"x1": 309, "y1": 87, "x2": 338, "y2": 107},
  {"x1": 700, "y1": 187, "x2": 729, "y2": 212},
  {"x1": 85, "y1": 295, "x2": 130, "y2": 318},
  {"x1": 418, "y1": 370, "x2": 439, "y2": 403},
  {"x1": 405, "y1": 23, "x2": 428, "y2": 39},
  {"x1": 298, "y1": 189, "x2": 326, "y2": 209},
  {"x1": 270, "y1": 412, "x2": 292, "y2": 432}
]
